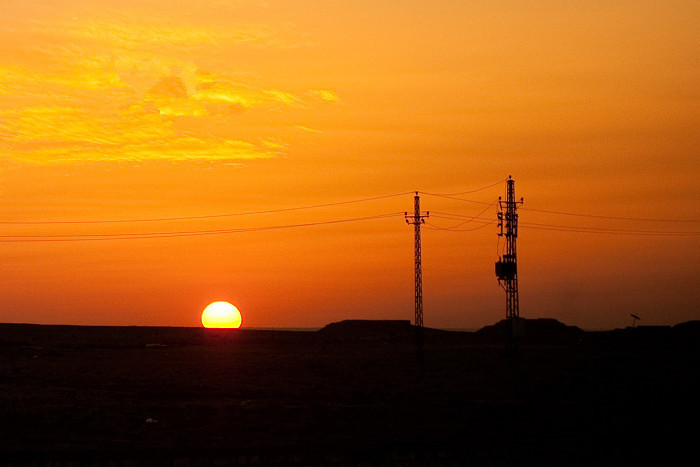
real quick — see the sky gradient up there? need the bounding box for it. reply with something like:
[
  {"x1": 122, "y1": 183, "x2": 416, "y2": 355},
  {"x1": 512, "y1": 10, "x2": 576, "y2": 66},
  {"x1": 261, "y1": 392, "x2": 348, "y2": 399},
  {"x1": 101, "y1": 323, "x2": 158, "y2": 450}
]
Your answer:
[{"x1": 1, "y1": 0, "x2": 698, "y2": 329}]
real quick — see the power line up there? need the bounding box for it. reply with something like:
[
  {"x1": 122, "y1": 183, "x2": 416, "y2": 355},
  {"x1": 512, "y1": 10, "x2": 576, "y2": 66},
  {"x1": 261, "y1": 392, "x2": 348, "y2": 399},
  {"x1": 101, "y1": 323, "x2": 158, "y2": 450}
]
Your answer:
[
  {"x1": 3, "y1": 180, "x2": 696, "y2": 226},
  {"x1": 424, "y1": 220, "x2": 497, "y2": 232},
  {"x1": 424, "y1": 179, "x2": 697, "y2": 224},
  {"x1": 427, "y1": 200, "x2": 499, "y2": 228},
  {"x1": 1, "y1": 181, "x2": 506, "y2": 226},
  {"x1": 427, "y1": 217, "x2": 495, "y2": 231},
  {"x1": 429, "y1": 214, "x2": 493, "y2": 223},
  {"x1": 520, "y1": 206, "x2": 700, "y2": 223},
  {"x1": 423, "y1": 210, "x2": 700, "y2": 236},
  {"x1": 420, "y1": 192, "x2": 495, "y2": 205},
  {"x1": 520, "y1": 222, "x2": 700, "y2": 236},
  {"x1": 426, "y1": 215, "x2": 699, "y2": 236},
  {"x1": 3, "y1": 184, "x2": 698, "y2": 238},
  {"x1": 424, "y1": 178, "x2": 508, "y2": 196},
  {"x1": 0, "y1": 212, "x2": 405, "y2": 242},
  {"x1": 430, "y1": 209, "x2": 496, "y2": 220},
  {"x1": 0, "y1": 192, "x2": 414, "y2": 225},
  {"x1": 424, "y1": 194, "x2": 699, "y2": 225}
]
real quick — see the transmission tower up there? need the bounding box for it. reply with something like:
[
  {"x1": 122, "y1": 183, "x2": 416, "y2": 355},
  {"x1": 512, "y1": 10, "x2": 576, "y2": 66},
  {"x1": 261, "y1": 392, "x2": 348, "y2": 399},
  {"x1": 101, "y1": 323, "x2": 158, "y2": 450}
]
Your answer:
[
  {"x1": 405, "y1": 192, "x2": 429, "y2": 361},
  {"x1": 496, "y1": 176, "x2": 523, "y2": 353}
]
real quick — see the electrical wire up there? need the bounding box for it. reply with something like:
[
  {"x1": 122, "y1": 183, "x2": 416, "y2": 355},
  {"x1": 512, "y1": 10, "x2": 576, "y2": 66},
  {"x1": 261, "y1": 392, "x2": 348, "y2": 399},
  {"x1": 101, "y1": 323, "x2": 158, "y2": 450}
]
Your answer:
[
  {"x1": 424, "y1": 212, "x2": 699, "y2": 237},
  {"x1": 428, "y1": 217, "x2": 494, "y2": 231},
  {"x1": 0, "y1": 212, "x2": 405, "y2": 242},
  {"x1": 3, "y1": 183, "x2": 698, "y2": 240},
  {"x1": 419, "y1": 192, "x2": 495, "y2": 205},
  {"x1": 0, "y1": 192, "x2": 414, "y2": 225},
  {"x1": 423, "y1": 178, "x2": 507, "y2": 196},
  {"x1": 429, "y1": 199, "x2": 499, "y2": 224},
  {"x1": 520, "y1": 221, "x2": 700, "y2": 236},
  {"x1": 424, "y1": 219, "x2": 497, "y2": 232},
  {"x1": 1, "y1": 181, "x2": 505, "y2": 226},
  {"x1": 429, "y1": 214, "x2": 493, "y2": 223},
  {"x1": 520, "y1": 206, "x2": 700, "y2": 223},
  {"x1": 424, "y1": 179, "x2": 697, "y2": 224}
]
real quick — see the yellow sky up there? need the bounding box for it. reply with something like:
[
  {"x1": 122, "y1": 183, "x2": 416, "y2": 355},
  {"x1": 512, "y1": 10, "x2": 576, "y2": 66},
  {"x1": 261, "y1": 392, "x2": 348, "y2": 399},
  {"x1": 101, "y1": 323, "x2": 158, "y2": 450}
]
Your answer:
[{"x1": 1, "y1": 1, "x2": 698, "y2": 329}]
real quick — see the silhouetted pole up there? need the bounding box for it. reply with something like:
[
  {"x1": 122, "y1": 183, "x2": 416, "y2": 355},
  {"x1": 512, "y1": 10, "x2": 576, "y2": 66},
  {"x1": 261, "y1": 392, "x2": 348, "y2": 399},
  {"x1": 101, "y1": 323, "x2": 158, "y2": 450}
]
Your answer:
[
  {"x1": 406, "y1": 192, "x2": 429, "y2": 361},
  {"x1": 496, "y1": 176, "x2": 523, "y2": 354}
]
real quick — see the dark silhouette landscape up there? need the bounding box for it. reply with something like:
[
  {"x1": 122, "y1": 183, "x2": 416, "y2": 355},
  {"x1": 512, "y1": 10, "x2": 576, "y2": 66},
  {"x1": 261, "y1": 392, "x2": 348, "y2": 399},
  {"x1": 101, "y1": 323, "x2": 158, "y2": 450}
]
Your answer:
[{"x1": 0, "y1": 319, "x2": 697, "y2": 466}]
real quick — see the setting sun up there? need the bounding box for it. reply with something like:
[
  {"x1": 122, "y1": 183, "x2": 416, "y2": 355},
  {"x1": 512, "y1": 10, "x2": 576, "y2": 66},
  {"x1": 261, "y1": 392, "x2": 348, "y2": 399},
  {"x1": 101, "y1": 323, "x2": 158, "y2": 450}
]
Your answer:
[{"x1": 201, "y1": 302, "x2": 242, "y2": 329}]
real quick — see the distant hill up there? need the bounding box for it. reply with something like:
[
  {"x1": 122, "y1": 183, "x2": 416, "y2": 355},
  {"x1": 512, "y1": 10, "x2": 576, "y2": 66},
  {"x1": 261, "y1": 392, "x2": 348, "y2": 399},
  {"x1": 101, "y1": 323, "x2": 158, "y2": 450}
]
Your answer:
[
  {"x1": 585, "y1": 320, "x2": 700, "y2": 347},
  {"x1": 318, "y1": 320, "x2": 415, "y2": 340},
  {"x1": 477, "y1": 318, "x2": 584, "y2": 344},
  {"x1": 317, "y1": 319, "x2": 463, "y2": 344},
  {"x1": 673, "y1": 320, "x2": 700, "y2": 334}
]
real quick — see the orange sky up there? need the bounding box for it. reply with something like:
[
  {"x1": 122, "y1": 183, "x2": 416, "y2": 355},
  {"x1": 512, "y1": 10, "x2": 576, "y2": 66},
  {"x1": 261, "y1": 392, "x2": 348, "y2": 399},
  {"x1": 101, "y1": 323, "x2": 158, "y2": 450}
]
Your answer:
[{"x1": 1, "y1": 0, "x2": 698, "y2": 329}]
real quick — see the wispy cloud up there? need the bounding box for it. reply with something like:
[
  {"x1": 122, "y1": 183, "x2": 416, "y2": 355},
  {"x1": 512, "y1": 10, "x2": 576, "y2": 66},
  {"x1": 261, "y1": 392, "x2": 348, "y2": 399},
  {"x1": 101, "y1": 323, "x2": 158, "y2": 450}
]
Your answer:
[
  {"x1": 262, "y1": 89, "x2": 304, "y2": 106},
  {"x1": 312, "y1": 89, "x2": 340, "y2": 103},
  {"x1": 0, "y1": 14, "x2": 337, "y2": 164},
  {"x1": 54, "y1": 16, "x2": 313, "y2": 51},
  {"x1": 0, "y1": 105, "x2": 279, "y2": 164},
  {"x1": 67, "y1": 19, "x2": 219, "y2": 47},
  {"x1": 296, "y1": 125, "x2": 324, "y2": 134}
]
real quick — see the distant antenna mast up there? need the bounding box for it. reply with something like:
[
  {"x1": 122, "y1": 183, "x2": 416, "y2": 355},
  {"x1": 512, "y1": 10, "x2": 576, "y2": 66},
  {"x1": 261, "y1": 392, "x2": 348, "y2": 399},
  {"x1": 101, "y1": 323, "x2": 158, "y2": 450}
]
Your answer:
[
  {"x1": 496, "y1": 176, "x2": 523, "y2": 353},
  {"x1": 406, "y1": 192, "x2": 429, "y2": 361}
]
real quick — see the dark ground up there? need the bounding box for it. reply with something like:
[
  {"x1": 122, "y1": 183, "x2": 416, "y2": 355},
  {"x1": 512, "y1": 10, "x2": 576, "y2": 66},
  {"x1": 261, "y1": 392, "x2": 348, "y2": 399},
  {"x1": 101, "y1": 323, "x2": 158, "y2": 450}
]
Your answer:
[{"x1": 0, "y1": 319, "x2": 697, "y2": 466}]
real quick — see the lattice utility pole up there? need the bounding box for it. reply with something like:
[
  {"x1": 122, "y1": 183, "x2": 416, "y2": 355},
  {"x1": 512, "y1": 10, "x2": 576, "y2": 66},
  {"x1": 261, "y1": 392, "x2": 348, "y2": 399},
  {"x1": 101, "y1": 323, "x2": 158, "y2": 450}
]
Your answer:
[
  {"x1": 496, "y1": 176, "x2": 523, "y2": 354},
  {"x1": 406, "y1": 192, "x2": 429, "y2": 361}
]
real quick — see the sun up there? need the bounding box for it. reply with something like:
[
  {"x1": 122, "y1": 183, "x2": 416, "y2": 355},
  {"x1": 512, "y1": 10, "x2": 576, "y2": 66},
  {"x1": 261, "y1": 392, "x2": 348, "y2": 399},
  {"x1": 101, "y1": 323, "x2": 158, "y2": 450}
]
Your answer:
[{"x1": 201, "y1": 301, "x2": 242, "y2": 328}]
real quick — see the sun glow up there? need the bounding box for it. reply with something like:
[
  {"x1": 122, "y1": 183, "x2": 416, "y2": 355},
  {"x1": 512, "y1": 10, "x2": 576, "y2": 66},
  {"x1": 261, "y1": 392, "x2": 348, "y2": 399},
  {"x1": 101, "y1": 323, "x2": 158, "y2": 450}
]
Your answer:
[{"x1": 201, "y1": 301, "x2": 242, "y2": 328}]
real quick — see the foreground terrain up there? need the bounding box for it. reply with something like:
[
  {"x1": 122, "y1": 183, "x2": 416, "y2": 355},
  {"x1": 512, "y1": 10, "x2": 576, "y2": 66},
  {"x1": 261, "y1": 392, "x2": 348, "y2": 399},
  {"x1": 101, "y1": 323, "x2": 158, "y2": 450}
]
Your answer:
[{"x1": 0, "y1": 319, "x2": 697, "y2": 466}]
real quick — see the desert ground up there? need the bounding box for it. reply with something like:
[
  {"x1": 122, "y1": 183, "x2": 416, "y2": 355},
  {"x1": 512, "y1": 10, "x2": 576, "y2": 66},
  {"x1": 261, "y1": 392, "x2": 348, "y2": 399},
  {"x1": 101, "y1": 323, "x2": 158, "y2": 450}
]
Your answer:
[{"x1": 0, "y1": 319, "x2": 697, "y2": 466}]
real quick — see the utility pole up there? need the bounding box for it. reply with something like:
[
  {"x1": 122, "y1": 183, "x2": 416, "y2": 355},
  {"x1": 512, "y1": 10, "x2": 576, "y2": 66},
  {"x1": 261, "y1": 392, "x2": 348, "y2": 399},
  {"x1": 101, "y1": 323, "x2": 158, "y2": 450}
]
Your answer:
[
  {"x1": 405, "y1": 192, "x2": 429, "y2": 361},
  {"x1": 496, "y1": 176, "x2": 523, "y2": 354}
]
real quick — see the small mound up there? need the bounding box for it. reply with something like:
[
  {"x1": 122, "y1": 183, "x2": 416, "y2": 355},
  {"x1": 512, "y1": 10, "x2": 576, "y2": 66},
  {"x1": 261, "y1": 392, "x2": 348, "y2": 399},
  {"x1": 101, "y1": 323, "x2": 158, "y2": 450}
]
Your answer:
[
  {"x1": 673, "y1": 320, "x2": 700, "y2": 334},
  {"x1": 317, "y1": 320, "x2": 414, "y2": 340},
  {"x1": 477, "y1": 318, "x2": 583, "y2": 343},
  {"x1": 672, "y1": 320, "x2": 700, "y2": 345}
]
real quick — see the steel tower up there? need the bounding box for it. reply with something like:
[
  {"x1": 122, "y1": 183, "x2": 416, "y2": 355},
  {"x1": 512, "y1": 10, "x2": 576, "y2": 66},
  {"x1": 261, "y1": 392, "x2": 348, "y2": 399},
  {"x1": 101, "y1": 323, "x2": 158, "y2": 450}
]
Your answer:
[
  {"x1": 496, "y1": 176, "x2": 523, "y2": 353},
  {"x1": 406, "y1": 192, "x2": 429, "y2": 360}
]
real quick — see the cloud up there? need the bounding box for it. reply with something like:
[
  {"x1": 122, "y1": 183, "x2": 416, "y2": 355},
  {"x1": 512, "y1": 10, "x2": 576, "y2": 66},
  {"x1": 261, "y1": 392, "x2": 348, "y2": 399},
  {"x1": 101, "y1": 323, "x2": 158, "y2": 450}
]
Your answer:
[
  {"x1": 57, "y1": 17, "x2": 311, "y2": 51},
  {"x1": 296, "y1": 125, "x2": 323, "y2": 134},
  {"x1": 69, "y1": 19, "x2": 217, "y2": 47},
  {"x1": 312, "y1": 89, "x2": 340, "y2": 103},
  {"x1": 0, "y1": 105, "x2": 278, "y2": 164},
  {"x1": 0, "y1": 65, "x2": 313, "y2": 163},
  {"x1": 0, "y1": 14, "x2": 335, "y2": 165},
  {"x1": 263, "y1": 89, "x2": 304, "y2": 106},
  {"x1": 0, "y1": 65, "x2": 126, "y2": 95},
  {"x1": 149, "y1": 76, "x2": 188, "y2": 97}
]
